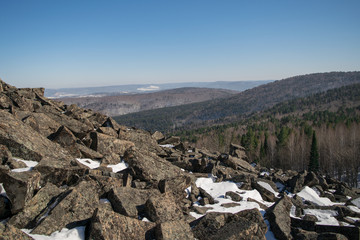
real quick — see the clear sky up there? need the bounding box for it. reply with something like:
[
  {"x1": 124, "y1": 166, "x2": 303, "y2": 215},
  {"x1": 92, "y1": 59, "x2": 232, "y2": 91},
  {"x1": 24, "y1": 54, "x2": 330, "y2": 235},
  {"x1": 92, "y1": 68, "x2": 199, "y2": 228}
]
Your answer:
[{"x1": 1, "y1": 0, "x2": 359, "y2": 89}]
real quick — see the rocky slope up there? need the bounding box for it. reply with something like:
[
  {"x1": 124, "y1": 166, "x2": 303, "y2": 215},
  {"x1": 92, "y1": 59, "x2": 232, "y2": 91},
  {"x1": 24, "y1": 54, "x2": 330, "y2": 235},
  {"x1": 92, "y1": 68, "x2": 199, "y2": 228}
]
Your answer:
[
  {"x1": 0, "y1": 79, "x2": 360, "y2": 240},
  {"x1": 59, "y1": 87, "x2": 237, "y2": 116}
]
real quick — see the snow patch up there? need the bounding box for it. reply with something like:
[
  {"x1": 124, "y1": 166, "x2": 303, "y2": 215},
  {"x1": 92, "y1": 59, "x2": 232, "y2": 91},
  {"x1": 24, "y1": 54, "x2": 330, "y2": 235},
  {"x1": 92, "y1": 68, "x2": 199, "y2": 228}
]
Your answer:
[
  {"x1": 257, "y1": 181, "x2": 279, "y2": 197},
  {"x1": 137, "y1": 85, "x2": 160, "y2": 91},
  {"x1": 107, "y1": 161, "x2": 128, "y2": 173},
  {"x1": 297, "y1": 186, "x2": 340, "y2": 206},
  {"x1": 11, "y1": 158, "x2": 39, "y2": 172},
  {"x1": 351, "y1": 197, "x2": 360, "y2": 208},
  {"x1": 76, "y1": 158, "x2": 100, "y2": 169},
  {"x1": 22, "y1": 226, "x2": 85, "y2": 240},
  {"x1": 303, "y1": 209, "x2": 339, "y2": 226},
  {"x1": 159, "y1": 144, "x2": 174, "y2": 148}
]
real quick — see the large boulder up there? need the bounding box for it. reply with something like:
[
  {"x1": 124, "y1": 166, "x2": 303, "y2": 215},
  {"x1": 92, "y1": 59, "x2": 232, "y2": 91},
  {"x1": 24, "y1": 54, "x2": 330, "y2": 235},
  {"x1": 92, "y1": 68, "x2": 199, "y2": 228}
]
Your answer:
[
  {"x1": 155, "y1": 220, "x2": 194, "y2": 240},
  {"x1": 229, "y1": 143, "x2": 248, "y2": 161},
  {"x1": 30, "y1": 179, "x2": 100, "y2": 235},
  {"x1": 144, "y1": 192, "x2": 184, "y2": 223},
  {"x1": 48, "y1": 126, "x2": 81, "y2": 157},
  {"x1": 124, "y1": 149, "x2": 185, "y2": 183},
  {"x1": 192, "y1": 209, "x2": 267, "y2": 240},
  {"x1": 88, "y1": 207, "x2": 156, "y2": 240},
  {"x1": 2, "y1": 171, "x2": 41, "y2": 214},
  {"x1": 108, "y1": 187, "x2": 160, "y2": 218},
  {"x1": 222, "y1": 155, "x2": 256, "y2": 173},
  {"x1": 0, "y1": 110, "x2": 73, "y2": 162},
  {"x1": 90, "y1": 132, "x2": 134, "y2": 157},
  {"x1": 0, "y1": 144, "x2": 12, "y2": 165},
  {"x1": 21, "y1": 112, "x2": 61, "y2": 138},
  {"x1": 265, "y1": 195, "x2": 293, "y2": 240},
  {"x1": 158, "y1": 175, "x2": 193, "y2": 202},
  {"x1": 119, "y1": 128, "x2": 164, "y2": 154},
  {"x1": 8, "y1": 182, "x2": 64, "y2": 229}
]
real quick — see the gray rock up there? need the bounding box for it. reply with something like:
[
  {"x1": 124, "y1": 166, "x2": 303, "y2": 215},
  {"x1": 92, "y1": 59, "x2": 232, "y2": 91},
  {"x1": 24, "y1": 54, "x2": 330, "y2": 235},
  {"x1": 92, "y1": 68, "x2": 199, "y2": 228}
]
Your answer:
[
  {"x1": 88, "y1": 207, "x2": 156, "y2": 240},
  {"x1": 2, "y1": 171, "x2": 41, "y2": 214},
  {"x1": 225, "y1": 191, "x2": 243, "y2": 202}
]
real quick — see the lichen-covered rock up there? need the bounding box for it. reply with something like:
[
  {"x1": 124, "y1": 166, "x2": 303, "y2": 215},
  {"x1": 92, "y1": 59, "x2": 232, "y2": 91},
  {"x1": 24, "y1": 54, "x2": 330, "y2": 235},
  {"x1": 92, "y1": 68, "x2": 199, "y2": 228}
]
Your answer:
[
  {"x1": 88, "y1": 207, "x2": 156, "y2": 240},
  {"x1": 108, "y1": 187, "x2": 160, "y2": 218},
  {"x1": 155, "y1": 220, "x2": 194, "y2": 240},
  {"x1": 0, "y1": 223, "x2": 34, "y2": 240},
  {"x1": 8, "y1": 182, "x2": 64, "y2": 229},
  {"x1": 90, "y1": 132, "x2": 134, "y2": 157},
  {"x1": 30, "y1": 179, "x2": 100, "y2": 235},
  {"x1": 2, "y1": 171, "x2": 41, "y2": 214},
  {"x1": 48, "y1": 125, "x2": 81, "y2": 157}
]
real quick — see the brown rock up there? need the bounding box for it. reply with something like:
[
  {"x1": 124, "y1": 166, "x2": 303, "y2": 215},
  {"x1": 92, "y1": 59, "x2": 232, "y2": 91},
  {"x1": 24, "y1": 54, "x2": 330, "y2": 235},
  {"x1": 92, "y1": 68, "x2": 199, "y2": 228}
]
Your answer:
[
  {"x1": 90, "y1": 132, "x2": 134, "y2": 157},
  {"x1": 252, "y1": 180, "x2": 278, "y2": 202},
  {"x1": 120, "y1": 128, "x2": 164, "y2": 154},
  {"x1": 223, "y1": 155, "x2": 256, "y2": 173},
  {"x1": 152, "y1": 131, "x2": 165, "y2": 142},
  {"x1": 225, "y1": 191, "x2": 243, "y2": 202},
  {"x1": 8, "y1": 182, "x2": 64, "y2": 229},
  {"x1": 97, "y1": 127, "x2": 118, "y2": 138},
  {"x1": 145, "y1": 192, "x2": 184, "y2": 223},
  {"x1": 108, "y1": 187, "x2": 160, "y2": 218},
  {"x1": 229, "y1": 143, "x2": 248, "y2": 161},
  {"x1": 0, "y1": 223, "x2": 34, "y2": 240},
  {"x1": 48, "y1": 126, "x2": 81, "y2": 157},
  {"x1": 265, "y1": 195, "x2": 293, "y2": 240},
  {"x1": 88, "y1": 207, "x2": 156, "y2": 240},
  {"x1": 21, "y1": 112, "x2": 61, "y2": 138},
  {"x1": 158, "y1": 175, "x2": 192, "y2": 202},
  {"x1": 2, "y1": 171, "x2": 41, "y2": 214},
  {"x1": 76, "y1": 143, "x2": 103, "y2": 159},
  {"x1": 31, "y1": 179, "x2": 100, "y2": 235},
  {"x1": 0, "y1": 195, "x2": 11, "y2": 219},
  {"x1": 155, "y1": 220, "x2": 194, "y2": 240},
  {"x1": 0, "y1": 145, "x2": 12, "y2": 165}
]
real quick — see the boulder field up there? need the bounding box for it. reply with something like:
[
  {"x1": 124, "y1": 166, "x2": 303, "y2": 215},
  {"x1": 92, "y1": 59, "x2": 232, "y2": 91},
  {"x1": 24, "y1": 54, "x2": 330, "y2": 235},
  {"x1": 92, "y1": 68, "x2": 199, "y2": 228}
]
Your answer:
[{"x1": 0, "y1": 80, "x2": 359, "y2": 240}]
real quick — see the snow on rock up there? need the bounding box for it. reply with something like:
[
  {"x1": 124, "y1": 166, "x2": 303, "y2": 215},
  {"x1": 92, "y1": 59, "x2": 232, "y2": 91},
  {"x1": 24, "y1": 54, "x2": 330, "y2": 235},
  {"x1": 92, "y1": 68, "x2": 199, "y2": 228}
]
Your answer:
[
  {"x1": 159, "y1": 144, "x2": 174, "y2": 148},
  {"x1": 107, "y1": 161, "x2": 128, "y2": 173},
  {"x1": 195, "y1": 177, "x2": 240, "y2": 198},
  {"x1": 76, "y1": 158, "x2": 100, "y2": 169},
  {"x1": 275, "y1": 181, "x2": 285, "y2": 192},
  {"x1": 0, "y1": 183, "x2": 7, "y2": 198},
  {"x1": 348, "y1": 205, "x2": 360, "y2": 213},
  {"x1": 11, "y1": 158, "x2": 39, "y2": 172},
  {"x1": 22, "y1": 226, "x2": 85, "y2": 240},
  {"x1": 258, "y1": 181, "x2": 279, "y2": 197},
  {"x1": 351, "y1": 197, "x2": 360, "y2": 209},
  {"x1": 303, "y1": 209, "x2": 339, "y2": 226},
  {"x1": 297, "y1": 186, "x2": 339, "y2": 206}
]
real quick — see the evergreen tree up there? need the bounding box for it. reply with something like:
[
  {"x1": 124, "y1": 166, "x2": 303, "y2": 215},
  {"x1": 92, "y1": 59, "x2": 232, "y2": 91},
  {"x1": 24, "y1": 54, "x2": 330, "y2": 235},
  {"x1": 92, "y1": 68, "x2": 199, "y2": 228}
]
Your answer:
[{"x1": 308, "y1": 131, "x2": 319, "y2": 172}]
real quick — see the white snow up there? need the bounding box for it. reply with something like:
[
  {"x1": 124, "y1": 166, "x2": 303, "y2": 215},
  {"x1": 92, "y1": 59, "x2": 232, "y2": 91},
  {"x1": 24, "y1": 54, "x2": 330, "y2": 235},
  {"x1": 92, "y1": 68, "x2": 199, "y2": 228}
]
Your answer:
[
  {"x1": 159, "y1": 144, "x2": 174, "y2": 148},
  {"x1": 351, "y1": 197, "x2": 360, "y2": 208},
  {"x1": 348, "y1": 205, "x2": 360, "y2": 213},
  {"x1": 11, "y1": 158, "x2": 39, "y2": 172},
  {"x1": 99, "y1": 198, "x2": 110, "y2": 204},
  {"x1": 0, "y1": 183, "x2": 7, "y2": 198},
  {"x1": 107, "y1": 161, "x2": 128, "y2": 173},
  {"x1": 297, "y1": 186, "x2": 340, "y2": 206},
  {"x1": 258, "y1": 181, "x2": 279, "y2": 197},
  {"x1": 76, "y1": 158, "x2": 100, "y2": 169},
  {"x1": 185, "y1": 186, "x2": 191, "y2": 198},
  {"x1": 260, "y1": 171, "x2": 269, "y2": 176},
  {"x1": 22, "y1": 226, "x2": 85, "y2": 240},
  {"x1": 303, "y1": 209, "x2": 339, "y2": 226}
]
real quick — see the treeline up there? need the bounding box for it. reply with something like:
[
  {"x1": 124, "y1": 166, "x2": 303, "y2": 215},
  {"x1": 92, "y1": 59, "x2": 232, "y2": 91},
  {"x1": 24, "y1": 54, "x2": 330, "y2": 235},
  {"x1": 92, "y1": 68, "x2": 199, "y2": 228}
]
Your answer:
[{"x1": 176, "y1": 85, "x2": 360, "y2": 187}]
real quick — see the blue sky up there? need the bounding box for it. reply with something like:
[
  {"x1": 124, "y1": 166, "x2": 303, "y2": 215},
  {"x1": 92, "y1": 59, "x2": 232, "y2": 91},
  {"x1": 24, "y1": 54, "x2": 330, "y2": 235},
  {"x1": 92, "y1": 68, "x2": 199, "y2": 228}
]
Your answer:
[{"x1": 0, "y1": 0, "x2": 359, "y2": 89}]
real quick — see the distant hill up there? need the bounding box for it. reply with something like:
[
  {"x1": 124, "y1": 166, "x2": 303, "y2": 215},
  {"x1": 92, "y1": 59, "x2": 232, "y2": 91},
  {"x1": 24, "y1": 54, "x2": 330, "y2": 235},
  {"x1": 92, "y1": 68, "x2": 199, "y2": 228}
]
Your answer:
[
  {"x1": 114, "y1": 72, "x2": 360, "y2": 133},
  {"x1": 59, "y1": 87, "x2": 237, "y2": 116},
  {"x1": 44, "y1": 80, "x2": 272, "y2": 98}
]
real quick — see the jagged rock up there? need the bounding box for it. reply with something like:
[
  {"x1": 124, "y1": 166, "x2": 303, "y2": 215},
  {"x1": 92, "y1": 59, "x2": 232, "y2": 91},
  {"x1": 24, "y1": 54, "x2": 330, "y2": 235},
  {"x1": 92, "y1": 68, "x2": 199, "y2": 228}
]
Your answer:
[
  {"x1": 0, "y1": 223, "x2": 34, "y2": 240},
  {"x1": 6, "y1": 90, "x2": 34, "y2": 111},
  {"x1": 304, "y1": 171, "x2": 320, "y2": 187},
  {"x1": 247, "y1": 197, "x2": 270, "y2": 210},
  {"x1": 303, "y1": 214, "x2": 318, "y2": 222},
  {"x1": 292, "y1": 228, "x2": 318, "y2": 240},
  {"x1": 97, "y1": 126, "x2": 118, "y2": 137},
  {"x1": 265, "y1": 195, "x2": 293, "y2": 240},
  {"x1": 221, "y1": 202, "x2": 241, "y2": 208},
  {"x1": 315, "y1": 225, "x2": 358, "y2": 240},
  {"x1": 0, "y1": 110, "x2": 73, "y2": 161},
  {"x1": 287, "y1": 171, "x2": 306, "y2": 193},
  {"x1": 192, "y1": 209, "x2": 266, "y2": 240},
  {"x1": 0, "y1": 145, "x2": 12, "y2": 165},
  {"x1": 335, "y1": 183, "x2": 357, "y2": 198},
  {"x1": 2, "y1": 171, "x2": 41, "y2": 214},
  {"x1": 88, "y1": 207, "x2": 156, "y2": 240},
  {"x1": 291, "y1": 195, "x2": 305, "y2": 217},
  {"x1": 222, "y1": 155, "x2": 256, "y2": 173},
  {"x1": 34, "y1": 157, "x2": 87, "y2": 186},
  {"x1": 145, "y1": 192, "x2": 184, "y2": 223},
  {"x1": 88, "y1": 174, "x2": 124, "y2": 196},
  {"x1": 0, "y1": 93, "x2": 13, "y2": 109},
  {"x1": 199, "y1": 197, "x2": 210, "y2": 206},
  {"x1": 252, "y1": 180, "x2": 278, "y2": 202},
  {"x1": 124, "y1": 149, "x2": 185, "y2": 183},
  {"x1": 90, "y1": 132, "x2": 134, "y2": 157},
  {"x1": 108, "y1": 187, "x2": 160, "y2": 218},
  {"x1": 152, "y1": 131, "x2": 165, "y2": 142},
  {"x1": 8, "y1": 182, "x2": 64, "y2": 229},
  {"x1": 120, "y1": 128, "x2": 164, "y2": 154},
  {"x1": 0, "y1": 195, "x2": 11, "y2": 219},
  {"x1": 225, "y1": 191, "x2": 243, "y2": 202},
  {"x1": 192, "y1": 206, "x2": 212, "y2": 214},
  {"x1": 199, "y1": 187, "x2": 215, "y2": 204},
  {"x1": 31, "y1": 179, "x2": 100, "y2": 235},
  {"x1": 155, "y1": 220, "x2": 194, "y2": 240},
  {"x1": 159, "y1": 136, "x2": 181, "y2": 145},
  {"x1": 76, "y1": 143, "x2": 103, "y2": 159},
  {"x1": 21, "y1": 112, "x2": 61, "y2": 138},
  {"x1": 48, "y1": 125, "x2": 81, "y2": 157},
  {"x1": 229, "y1": 143, "x2": 248, "y2": 161},
  {"x1": 158, "y1": 175, "x2": 192, "y2": 202}
]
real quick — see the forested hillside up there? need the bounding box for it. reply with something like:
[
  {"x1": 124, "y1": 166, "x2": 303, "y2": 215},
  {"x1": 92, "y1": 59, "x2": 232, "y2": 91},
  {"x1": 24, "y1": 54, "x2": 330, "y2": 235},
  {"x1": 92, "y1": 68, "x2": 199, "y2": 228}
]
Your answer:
[
  {"x1": 176, "y1": 83, "x2": 360, "y2": 187},
  {"x1": 114, "y1": 72, "x2": 360, "y2": 133}
]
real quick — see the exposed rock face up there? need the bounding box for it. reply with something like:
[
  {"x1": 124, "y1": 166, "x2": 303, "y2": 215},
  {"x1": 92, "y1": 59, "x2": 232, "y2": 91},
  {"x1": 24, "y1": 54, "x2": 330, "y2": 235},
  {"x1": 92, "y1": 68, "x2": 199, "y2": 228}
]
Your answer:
[
  {"x1": 88, "y1": 207, "x2": 156, "y2": 240},
  {"x1": 2, "y1": 171, "x2": 41, "y2": 214},
  {"x1": 155, "y1": 220, "x2": 194, "y2": 240},
  {"x1": 0, "y1": 223, "x2": 34, "y2": 240},
  {"x1": 31, "y1": 179, "x2": 100, "y2": 235},
  {"x1": 266, "y1": 195, "x2": 293, "y2": 240}
]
